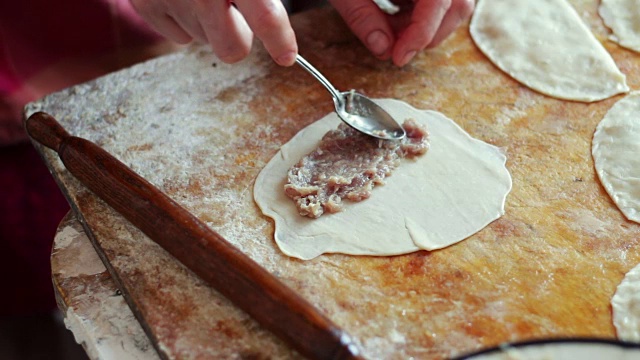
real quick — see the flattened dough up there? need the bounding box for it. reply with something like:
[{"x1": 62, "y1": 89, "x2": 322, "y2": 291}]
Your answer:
[
  {"x1": 470, "y1": 0, "x2": 629, "y2": 102},
  {"x1": 612, "y1": 262, "x2": 640, "y2": 341},
  {"x1": 599, "y1": 0, "x2": 640, "y2": 53},
  {"x1": 592, "y1": 91, "x2": 640, "y2": 224},
  {"x1": 254, "y1": 99, "x2": 512, "y2": 260}
]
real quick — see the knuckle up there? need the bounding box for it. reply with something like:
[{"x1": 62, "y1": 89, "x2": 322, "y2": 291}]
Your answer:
[
  {"x1": 192, "y1": 0, "x2": 208, "y2": 7},
  {"x1": 342, "y1": 4, "x2": 376, "y2": 31},
  {"x1": 192, "y1": 0, "x2": 214, "y2": 14},
  {"x1": 251, "y1": 2, "x2": 285, "y2": 33}
]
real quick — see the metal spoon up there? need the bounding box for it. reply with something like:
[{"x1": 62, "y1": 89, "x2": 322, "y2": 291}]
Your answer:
[{"x1": 295, "y1": 55, "x2": 405, "y2": 140}]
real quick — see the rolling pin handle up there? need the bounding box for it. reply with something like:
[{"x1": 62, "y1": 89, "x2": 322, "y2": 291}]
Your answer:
[
  {"x1": 25, "y1": 112, "x2": 71, "y2": 153},
  {"x1": 24, "y1": 111, "x2": 365, "y2": 359}
]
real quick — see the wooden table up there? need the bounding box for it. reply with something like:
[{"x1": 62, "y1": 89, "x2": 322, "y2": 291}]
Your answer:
[
  {"x1": 42, "y1": 3, "x2": 640, "y2": 359},
  {"x1": 52, "y1": 212, "x2": 159, "y2": 360}
]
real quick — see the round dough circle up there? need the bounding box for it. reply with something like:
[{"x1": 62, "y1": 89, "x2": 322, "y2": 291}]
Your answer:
[
  {"x1": 470, "y1": 0, "x2": 629, "y2": 102},
  {"x1": 599, "y1": 0, "x2": 640, "y2": 53},
  {"x1": 612, "y1": 262, "x2": 640, "y2": 341},
  {"x1": 254, "y1": 99, "x2": 512, "y2": 260},
  {"x1": 592, "y1": 91, "x2": 640, "y2": 224}
]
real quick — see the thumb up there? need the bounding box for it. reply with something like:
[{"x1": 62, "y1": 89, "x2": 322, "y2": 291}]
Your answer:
[{"x1": 329, "y1": 0, "x2": 394, "y2": 59}]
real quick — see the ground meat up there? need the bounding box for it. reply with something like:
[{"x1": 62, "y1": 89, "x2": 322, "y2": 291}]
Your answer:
[{"x1": 284, "y1": 119, "x2": 429, "y2": 218}]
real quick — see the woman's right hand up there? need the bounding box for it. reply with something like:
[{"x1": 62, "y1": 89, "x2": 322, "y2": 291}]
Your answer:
[{"x1": 129, "y1": 0, "x2": 298, "y2": 66}]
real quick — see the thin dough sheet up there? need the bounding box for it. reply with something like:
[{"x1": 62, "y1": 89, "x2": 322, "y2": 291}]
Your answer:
[
  {"x1": 470, "y1": 0, "x2": 629, "y2": 102},
  {"x1": 254, "y1": 99, "x2": 512, "y2": 260},
  {"x1": 599, "y1": 0, "x2": 640, "y2": 53},
  {"x1": 592, "y1": 91, "x2": 640, "y2": 224},
  {"x1": 612, "y1": 262, "x2": 640, "y2": 341}
]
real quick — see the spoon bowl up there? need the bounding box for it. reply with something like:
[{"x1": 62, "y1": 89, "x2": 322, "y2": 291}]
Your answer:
[{"x1": 295, "y1": 55, "x2": 405, "y2": 140}]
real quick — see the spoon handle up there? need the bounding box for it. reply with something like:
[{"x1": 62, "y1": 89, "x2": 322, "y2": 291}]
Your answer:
[{"x1": 295, "y1": 55, "x2": 343, "y2": 103}]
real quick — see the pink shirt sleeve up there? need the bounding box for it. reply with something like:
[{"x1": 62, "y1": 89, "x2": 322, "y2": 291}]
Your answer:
[{"x1": 0, "y1": 0, "x2": 162, "y2": 144}]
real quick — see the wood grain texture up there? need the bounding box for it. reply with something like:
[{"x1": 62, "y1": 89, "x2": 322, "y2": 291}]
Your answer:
[
  {"x1": 27, "y1": 2, "x2": 640, "y2": 359},
  {"x1": 51, "y1": 212, "x2": 159, "y2": 360},
  {"x1": 26, "y1": 112, "x2": 361, "y2": 360}
]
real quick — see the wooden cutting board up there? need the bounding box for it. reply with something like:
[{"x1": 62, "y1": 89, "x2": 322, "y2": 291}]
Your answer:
[{"x1": 27, "y1": 2, "x2": 640, "y2": 359}]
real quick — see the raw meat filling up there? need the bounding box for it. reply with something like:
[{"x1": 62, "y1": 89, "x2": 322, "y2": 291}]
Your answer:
[{"x1": 284, "y1": 119, "x2": 429, "y2": 218}]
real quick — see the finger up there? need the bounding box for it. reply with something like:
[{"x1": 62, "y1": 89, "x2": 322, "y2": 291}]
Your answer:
[
  {"x1": 329, "y1": 0, "x2": 394, "y2": 60},
  {"x1": 427, "y1": 0, "x2": 475, "y2": 48},
  {"x1": 392, "y1": 0, "x2": 452, "y2": 66},
  {"x1": 165, "y1": 4, "x2": 208, "y2": 44},
  {"x1": 233, "y1": 0, "x2": 297, "y2": 66},
  {"x1": 129, "y1": 0, "x2": 193, "y2": 43},
  {"x1": 158, "y1": 15, "x2": 196, "y2": 44},
  {"x1": 198, "y1": 1, "x2": 254, "y2": 64}
]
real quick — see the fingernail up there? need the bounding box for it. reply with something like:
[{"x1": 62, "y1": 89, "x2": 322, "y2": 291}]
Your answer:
[
  {"x1": 366, "y1": 30, "x2": 390, "y2": 56},
  {"x1": 400, "y1": 50, "x2": 417, "y2": 66},
  {"x1": 276, "y1": 51, "x2": 297, "y2": 66}
]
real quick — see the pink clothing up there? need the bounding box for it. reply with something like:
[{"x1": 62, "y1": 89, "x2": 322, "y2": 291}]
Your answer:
[
  {"x1": 0, "y1": 0, "x2": 161, "y2": 144},
  {"x1": 0, "y1": 0, "x2": 161, "y2": 317}
]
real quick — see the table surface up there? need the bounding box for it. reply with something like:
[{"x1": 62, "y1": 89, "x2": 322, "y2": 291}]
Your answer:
[
  {"x1": 44, "y1": 2, "x2": 640, "y2": 359},
  {"x1": 45, "y1": 30, "x2": 180, "y2": 360},
  {"x1": 52, "y1": 212, "x2": 159, "y2": 360}
]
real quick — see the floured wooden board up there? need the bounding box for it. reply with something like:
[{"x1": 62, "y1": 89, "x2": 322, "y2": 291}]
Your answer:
[
  {"x1": 28, "y1": 2, "x2": 640, "y2": 359},
  {"x1": 52, "y1": 213, "x2": 159, "y2": 360}
]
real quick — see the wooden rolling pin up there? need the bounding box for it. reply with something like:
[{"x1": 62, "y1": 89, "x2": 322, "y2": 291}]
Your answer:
[{"x1": 26, "y1": 111, "x2": 363, "y2": 360}]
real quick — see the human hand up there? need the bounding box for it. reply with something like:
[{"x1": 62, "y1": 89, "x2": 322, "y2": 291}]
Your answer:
[
  {"x1": 329, "y1": 0, "x2": 475, "y2": 66},
  {"x1": 129, "y1": 0, "x2": 298, "y2": 66}
]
